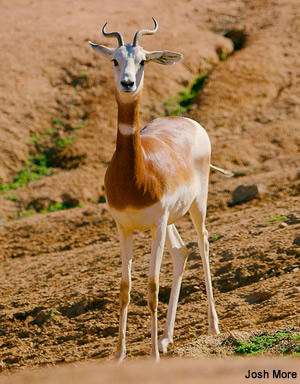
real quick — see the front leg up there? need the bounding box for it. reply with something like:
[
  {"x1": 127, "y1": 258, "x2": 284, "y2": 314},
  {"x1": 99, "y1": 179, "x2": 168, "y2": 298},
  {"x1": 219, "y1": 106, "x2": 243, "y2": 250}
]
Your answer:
[
  {"x1": 115, "y1": 224, "x2": 133, "y2": 364},
  {"x1": 158, "y1": 224, "x2": 188, "y2": 353},
  {"x1": 148, "y1": 216, "x2": 168, "y2": 363}
]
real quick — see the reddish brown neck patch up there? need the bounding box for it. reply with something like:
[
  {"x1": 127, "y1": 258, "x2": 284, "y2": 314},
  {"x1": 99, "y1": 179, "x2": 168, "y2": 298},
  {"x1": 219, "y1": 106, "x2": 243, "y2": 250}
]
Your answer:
[
  {"x1": 117, "y1": 95, "x2": 140, "y2": 126},
  {"x1": 105, "y1": 95, "x2": 164, "y2": 210}
]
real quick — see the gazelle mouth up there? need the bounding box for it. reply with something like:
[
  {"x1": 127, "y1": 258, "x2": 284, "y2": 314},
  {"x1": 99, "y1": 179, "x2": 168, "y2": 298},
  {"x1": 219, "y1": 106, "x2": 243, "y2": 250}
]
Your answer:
[{"x1": 120, "y1": 87, "x2": 136, "y2": 94}]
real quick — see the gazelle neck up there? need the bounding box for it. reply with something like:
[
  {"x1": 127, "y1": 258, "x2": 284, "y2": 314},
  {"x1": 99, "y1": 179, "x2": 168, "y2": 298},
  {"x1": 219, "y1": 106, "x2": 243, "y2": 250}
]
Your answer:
[{"x1": 116, "y1": 93, "x2": 141, "y2": 140}]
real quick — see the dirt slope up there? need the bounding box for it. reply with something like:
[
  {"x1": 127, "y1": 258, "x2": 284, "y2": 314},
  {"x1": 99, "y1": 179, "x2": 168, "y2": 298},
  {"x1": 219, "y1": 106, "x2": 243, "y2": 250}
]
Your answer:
[{"x1": 0, "y1": 0, "x2": 299, "y2": 380}]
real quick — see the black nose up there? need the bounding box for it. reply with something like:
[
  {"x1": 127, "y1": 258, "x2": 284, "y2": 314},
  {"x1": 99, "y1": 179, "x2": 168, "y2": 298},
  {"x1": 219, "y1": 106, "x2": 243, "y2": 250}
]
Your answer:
[{"x1": 121, "y1": 80, "x2": 134, "y2": 89}]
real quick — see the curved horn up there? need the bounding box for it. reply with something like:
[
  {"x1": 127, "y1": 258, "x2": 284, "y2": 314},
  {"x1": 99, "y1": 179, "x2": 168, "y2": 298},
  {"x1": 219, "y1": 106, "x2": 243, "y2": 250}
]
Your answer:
[
  {"x1": 102, "y1": 22, "x2": 124, "y2": 47},
  {"x1": 133, "y1": 17, "x2": 158, "y2": 46}
]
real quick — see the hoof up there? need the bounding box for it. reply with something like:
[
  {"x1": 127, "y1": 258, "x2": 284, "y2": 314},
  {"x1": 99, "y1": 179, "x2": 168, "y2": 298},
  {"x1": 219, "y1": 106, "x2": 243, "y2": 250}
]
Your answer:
[
  {"x1": 115, "y1": 351, "x2": 126, "y2": 365},
  {"x1": 208, "y1": 326, "x2": 220, "y2": 335},
  {"x1": 158, "y1": 337, "x2": 172, "y2": 354}
]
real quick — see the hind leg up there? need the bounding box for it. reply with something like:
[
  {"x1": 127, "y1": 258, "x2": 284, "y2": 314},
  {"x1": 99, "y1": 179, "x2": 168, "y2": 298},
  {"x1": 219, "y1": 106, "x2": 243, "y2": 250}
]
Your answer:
[
  {"x1": 189, "y1": 199, "x2": 219, "y2": 334},
  {"x1": 158, "y1": 224, "x2": 189, "y2": 353}
]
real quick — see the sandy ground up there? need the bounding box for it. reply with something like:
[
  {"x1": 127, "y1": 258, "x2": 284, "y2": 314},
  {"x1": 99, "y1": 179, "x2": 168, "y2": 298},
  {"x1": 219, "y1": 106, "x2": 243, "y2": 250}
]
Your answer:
[
  {"x1": 0, "y1": 358, "x2": 298, "y2": 384},
  {"x1": 0, "y1": 0, "x2": 299, "y2": 381}
]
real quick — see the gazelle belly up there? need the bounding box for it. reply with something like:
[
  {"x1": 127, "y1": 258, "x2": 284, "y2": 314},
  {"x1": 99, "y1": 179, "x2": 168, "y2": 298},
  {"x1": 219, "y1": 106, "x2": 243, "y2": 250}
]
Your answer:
[{"x1": 108, "y1": 181, "x2": 198, "y2": 231}]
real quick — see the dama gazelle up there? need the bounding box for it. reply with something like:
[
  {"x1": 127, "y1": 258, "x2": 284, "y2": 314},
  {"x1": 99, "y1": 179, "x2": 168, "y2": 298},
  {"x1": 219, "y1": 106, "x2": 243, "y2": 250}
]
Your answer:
[{"x1": 89, "y1": 18, "x2": 229, "y2": 363}]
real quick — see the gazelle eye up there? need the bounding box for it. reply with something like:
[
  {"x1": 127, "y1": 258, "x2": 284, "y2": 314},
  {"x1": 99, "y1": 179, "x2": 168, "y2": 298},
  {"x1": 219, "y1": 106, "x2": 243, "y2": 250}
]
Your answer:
[
  {"x1": 112, "y1": 59, "x2": 119, "y2": 67},
  {"x1": 140, "y1": 60, "x2": 145, "y2": 67}
]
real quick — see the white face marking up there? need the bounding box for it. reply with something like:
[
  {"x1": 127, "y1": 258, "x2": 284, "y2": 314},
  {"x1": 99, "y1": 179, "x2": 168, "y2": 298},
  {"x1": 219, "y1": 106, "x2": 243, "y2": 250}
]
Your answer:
[{"x1": 112, "y1": 45, "x2": 146, "y2": 96}]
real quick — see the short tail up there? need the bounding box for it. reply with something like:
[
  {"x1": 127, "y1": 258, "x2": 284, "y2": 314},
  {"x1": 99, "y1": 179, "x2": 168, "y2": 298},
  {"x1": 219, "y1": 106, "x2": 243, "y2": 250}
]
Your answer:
[{"x1": 210, "y1": 164, "x2": 234, "y2": 177}]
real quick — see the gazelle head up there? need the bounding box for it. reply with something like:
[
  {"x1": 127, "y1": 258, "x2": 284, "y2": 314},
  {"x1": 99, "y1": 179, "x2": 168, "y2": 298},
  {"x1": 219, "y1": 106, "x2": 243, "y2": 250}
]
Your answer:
[{"x1": 89, "y1": 18, "x2": 183, "y2": 101}]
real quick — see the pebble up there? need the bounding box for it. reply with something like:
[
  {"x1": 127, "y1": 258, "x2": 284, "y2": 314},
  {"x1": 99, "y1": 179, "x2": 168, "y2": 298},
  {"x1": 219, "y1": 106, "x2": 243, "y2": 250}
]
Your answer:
[
  {"x1": 292, "y1": 287, "x2": 299, "y2": 293},
  {"x1": 232, "y1": 184, "x2": 266, "y2": 204},
  {"x1": 279, "y1": 222, "x2": 288, "y2": 228}
]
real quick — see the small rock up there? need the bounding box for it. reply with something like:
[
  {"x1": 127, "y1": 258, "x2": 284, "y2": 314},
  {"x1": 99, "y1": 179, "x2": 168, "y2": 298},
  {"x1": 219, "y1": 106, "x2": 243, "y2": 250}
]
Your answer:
[
  {"x1": 287, "y1": 214, "x2": 300, "y2": 225},
  {"x1": 297, "y1": 170, "x2": 300, "y2": 179},
  {"x1": 61, "y1": 193, "x2": 79, "y2": 208},
  {"x1": 245, "y1": 290, "x2": 272, "y2": 304},
  {"x1": 292, "y1": 287, "x2": 299, "y2": 293},
  {"x1": 4, "y1": 355, "x2": 21, "y2": 364},
  {"x1": 279, "y1": 222, "x2": 288, "y2": 228},
  {"x1": 34, "y1": 310, "x2": 49, "y2": 326},
  {"x1": 292, "y1": 267, "x2": 299, "y2": 273},
  {"x1": 232, "y1": 184, "x2": 266, "y2": 205}
]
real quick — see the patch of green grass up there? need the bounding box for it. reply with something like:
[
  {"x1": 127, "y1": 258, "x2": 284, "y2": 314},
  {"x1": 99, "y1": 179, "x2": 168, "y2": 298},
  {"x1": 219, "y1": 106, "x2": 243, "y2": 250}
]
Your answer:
[
  {"x1": 52, "y1": 118, "x2": 63, "y2": 126},
  {"x1": 38, "y1": 203, "x2": 71, "y2": 214},
  {"x1": 22, "y1": 211, "x2": 35, "y2": 218},
  {"x1": 50, "y1": 309, "x2": 62, "y2": 317},
  {"x1": 21, "y1": 201, "x2": 81, "y2": 218},
  {"x1": 78, "y1": 72, "x2": 89, "y2": 78},
  {"x1": 46, "y1": 128, "x2": 56, "y2": 135},
  {"x1": 3, "y1": 109, "x2": 86, "y2": 195},
  {"x1": 265, "y1": 215, "x2": 287, "y2": 222},
  {"x1": 47, "y1": 202, "x2": 69, "y2": 212},
  {"x1": 209, "y1": 236, "x2": 219, "y2": 243},
  {"x1": 220, "y1": 52, "x2": 228, "y2": 61},
  {"x1": 99, "y1": 196, "x2": 106, "y2": 203},
  {"x1": 27, "y1": 136, "x2": 40, "y2": 144},
  {"x1": 235, "y1": 330, "x2": 292, "y2": 356},
  {"x1": 291, "y1": 334, "x2": 300, "y2": 341},
  {"x1": 27, "y1": 129, "x2": 56, "y2": 145},
  {"x1": 55, "y1": 136, "x2": 74, "y2": 148},
  {"x1": 292, "y1": 346, "x2": 300, "y2": 356},
  {"x1": 0, "y1": 154, "x2": 52, "y2": 194},
  {"x1": 73, "y1": 118, "x2": 87, "y2": 132},
  {"x1": 280, "y1": 348, "x2": 290, "y2": 355},
  {"x1": 163, "y1": 72, "x2": 209, "y2": 116},
  {"x1": 5, "y1": 193, "x2": 18, "y2": 201},
  {"x1": 235, "y1": 340, "x2": 265, "y2": 355},
  {"x1": 281, "y1": 345, "x2": 300, "y2": 357}
]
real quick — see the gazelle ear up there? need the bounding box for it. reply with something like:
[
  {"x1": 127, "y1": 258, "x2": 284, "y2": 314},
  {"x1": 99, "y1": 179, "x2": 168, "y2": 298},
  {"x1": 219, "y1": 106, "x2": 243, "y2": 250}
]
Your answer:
[
  {"x1": 145, "y1": 50, "x2": 183, "y2": 65},
  {"x1": 88, "y1": 42, "x2": 115, "y2": 59}
]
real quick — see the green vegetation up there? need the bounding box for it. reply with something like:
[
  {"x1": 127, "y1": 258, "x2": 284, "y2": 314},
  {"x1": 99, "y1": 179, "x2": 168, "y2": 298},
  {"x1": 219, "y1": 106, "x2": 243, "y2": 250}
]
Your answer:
[
  {"x1": 78, "y1": 72, "x2": 89, "y2": 78},
  {"x1": 0, "y1": 114, "x2": 87, "y2": 195},
  {"x1": 26, "y1": 129, "x2": 56, "y2": 144},
  {"x1": 162, "y1": 72, "x2": 209, "y2": 116},
  {"x1": 99, "y1": 196, "x2": 106, "y2": 203},
  {"x1": 39, "y1": 202, "x2": 72, "y2": 214},
  {"x1": 52, "y1": 118, "x2": 63, "y2": 126},
  {"x1": 219, "y1": 52, "x2": 229, "y2": 61},
  {"x1": 209, "y1": 235, "x2": 219, "y2": 243},
  {"x1": 5, "y1": 193, "x2": 18, "y2": 201},
  {"x1": 234, "y1": 330, "x2": 300, "y2": 356},
  {"x1": 280, "y1": 346, "x2": 300, "y2": 357},
  {"x1": 20, "y1": 201, "x2": 81, "y2": 219},
  {"x1": 291, "y1": 334, "x2": 300, "y2": 341},
  {"x1": 22, "y1": 211, "x2": 35, "y2": 218},
  {"x1": 265, "y1": 215, "x2": 287, "y2": 222},
  {"x1": 50, "y1": 309, "x2": 62, "y2": 317},
  {"x1": 294, "y1": 346, "x2": 300, "y2": 356},
  {"x1": 0, "y1": 154, "x2": 52, "y2": 194},
  {"x1": 55, "y1": 136, "x2": 74, "y2": 148},
  {"x1": 73, "y1": 118, "x2": 87, "y2": 132}
]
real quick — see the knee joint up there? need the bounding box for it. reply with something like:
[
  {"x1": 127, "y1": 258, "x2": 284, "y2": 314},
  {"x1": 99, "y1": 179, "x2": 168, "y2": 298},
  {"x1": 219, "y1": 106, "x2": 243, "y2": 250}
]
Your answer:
[
  {"x1": 120, "y1": 280, "x2": 130, "y2": 309},
  {"x1": 147, "y1": 279, "x2": 158, "y2": 314}
]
